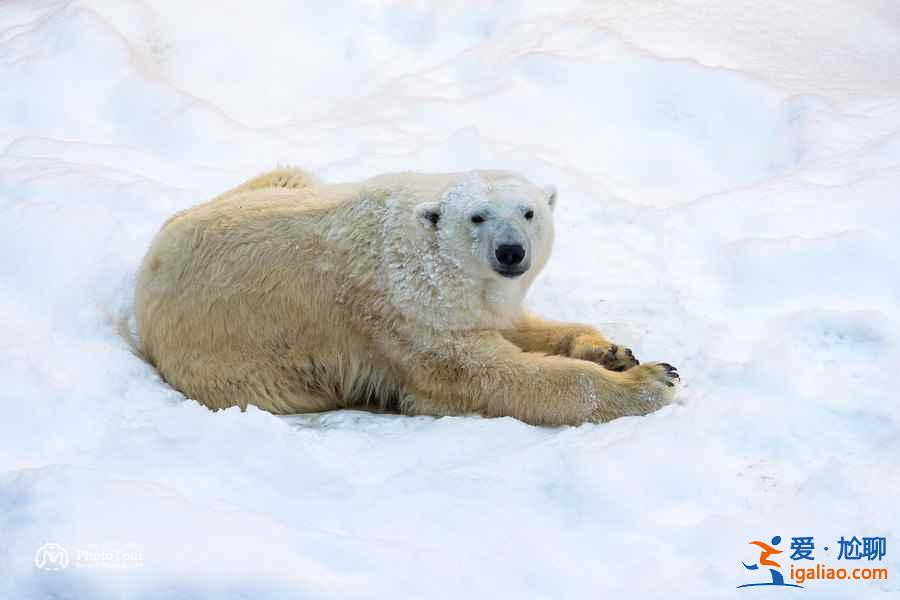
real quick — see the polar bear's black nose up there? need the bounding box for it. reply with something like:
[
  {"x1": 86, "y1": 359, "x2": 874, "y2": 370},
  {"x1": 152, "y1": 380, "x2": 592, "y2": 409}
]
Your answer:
[{"x1": 495, "y1": 244, "x2": 525, "y2": 266}]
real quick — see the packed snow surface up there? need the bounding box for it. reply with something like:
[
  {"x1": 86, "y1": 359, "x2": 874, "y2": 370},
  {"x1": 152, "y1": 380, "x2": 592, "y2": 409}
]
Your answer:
[{"x1": 2, "y1": 1, "x2": 899, "y2": 598}]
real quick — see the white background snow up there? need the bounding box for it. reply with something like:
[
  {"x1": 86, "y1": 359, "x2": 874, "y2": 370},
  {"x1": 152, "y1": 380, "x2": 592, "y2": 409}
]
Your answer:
[{"x1": 1, "y1": 1, "x2": 899, "y2": 598}]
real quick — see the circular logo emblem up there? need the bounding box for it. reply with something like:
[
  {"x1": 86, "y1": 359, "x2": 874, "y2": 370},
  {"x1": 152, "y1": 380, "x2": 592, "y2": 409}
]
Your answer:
[{"x1": 34, "y1": 543, "x2": 69, "y2": 571}]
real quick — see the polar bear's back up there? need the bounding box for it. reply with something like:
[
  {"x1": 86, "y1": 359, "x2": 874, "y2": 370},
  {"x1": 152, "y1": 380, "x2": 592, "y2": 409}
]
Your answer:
[{"x1": 134, "y1": 172, "x2": 390, "y2": 412}]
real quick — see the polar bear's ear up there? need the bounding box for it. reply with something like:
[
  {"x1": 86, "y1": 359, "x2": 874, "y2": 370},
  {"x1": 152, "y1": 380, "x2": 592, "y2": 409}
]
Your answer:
[
  {"x1": 544, "y1": 185, "x2": 558, "y2": 212},
  {"x1": 415, "y1": 201, "x2": 442, "y2": 230}
]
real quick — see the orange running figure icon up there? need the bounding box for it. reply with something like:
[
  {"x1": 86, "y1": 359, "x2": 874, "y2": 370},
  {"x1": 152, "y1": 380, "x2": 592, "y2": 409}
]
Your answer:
[{"x1": 749, "y1": 539, "x2": 783, "y2": 568}]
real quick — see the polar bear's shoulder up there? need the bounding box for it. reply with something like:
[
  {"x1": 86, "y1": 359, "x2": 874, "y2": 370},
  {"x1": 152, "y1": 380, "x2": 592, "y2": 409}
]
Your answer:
[{"x1": 230, "y1": 167, "x2": 321, "y2": 194}]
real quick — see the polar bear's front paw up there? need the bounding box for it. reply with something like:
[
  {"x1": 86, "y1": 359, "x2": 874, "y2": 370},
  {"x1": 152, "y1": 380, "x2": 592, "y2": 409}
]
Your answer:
[
  {"x1": 597, "y1": 343, "x2": 640, "y2": 371},
  {"x1": 624, "y1": 362, "x2": 680, "y2": 412},
  {"x1": 584, "y1": 360, "x2": 680, "y2": 422},
  {"x1": 638, "y1": 362, "x2": 679, "y2": 387},
  {"x1": 560, "y1": 334, "x2": 640, "y2": 371}
]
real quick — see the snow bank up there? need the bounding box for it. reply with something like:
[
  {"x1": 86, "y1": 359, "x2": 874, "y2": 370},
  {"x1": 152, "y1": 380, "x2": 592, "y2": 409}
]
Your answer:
[{"x1": 1, "y1": 1, "x2": 898, "y2": 598}]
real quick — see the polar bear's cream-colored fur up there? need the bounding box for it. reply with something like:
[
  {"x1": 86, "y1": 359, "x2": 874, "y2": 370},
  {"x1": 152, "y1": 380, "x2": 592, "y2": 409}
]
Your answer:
[{"x1": 135, "y1": 168, "x2": 678, "y2": 425}]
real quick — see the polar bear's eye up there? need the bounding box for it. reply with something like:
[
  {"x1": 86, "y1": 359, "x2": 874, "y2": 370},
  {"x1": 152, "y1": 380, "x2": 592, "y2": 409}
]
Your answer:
[
  {"x1": 524, "y1": 209, "x2": 534, "y2": 220},
  {"x1": 471, "y1": 215, "x2": 485, "y2": 224}
]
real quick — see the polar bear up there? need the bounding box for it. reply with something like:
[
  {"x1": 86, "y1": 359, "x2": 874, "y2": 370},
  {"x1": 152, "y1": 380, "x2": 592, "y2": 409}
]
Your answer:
[{"x1": 135, "y1": 168, "x2": 678, "y2": 425}]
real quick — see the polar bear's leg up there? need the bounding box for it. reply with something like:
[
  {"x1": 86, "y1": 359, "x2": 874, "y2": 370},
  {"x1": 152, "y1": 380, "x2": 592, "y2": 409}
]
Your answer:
[
  {"x1": 500, "y1": 312, "x2": 640, "y2": 372},
  {"x1": 157, "y1": 355, "x2": 342, "y2": 414},
  {"x1": 396, "y1": 332, "x2": 677, "y2": 426}
]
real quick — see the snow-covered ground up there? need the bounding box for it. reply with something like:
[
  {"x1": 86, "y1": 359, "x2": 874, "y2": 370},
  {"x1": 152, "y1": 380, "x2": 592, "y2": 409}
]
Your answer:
[{"x1": 2, "y1": 1, "x2": 899, "y2": 598}]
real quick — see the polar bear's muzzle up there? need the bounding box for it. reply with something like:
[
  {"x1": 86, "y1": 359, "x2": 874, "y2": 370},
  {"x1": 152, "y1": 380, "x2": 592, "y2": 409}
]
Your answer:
[{"x1": 491, "y1": 241, "x2": 530, "y2": 278}]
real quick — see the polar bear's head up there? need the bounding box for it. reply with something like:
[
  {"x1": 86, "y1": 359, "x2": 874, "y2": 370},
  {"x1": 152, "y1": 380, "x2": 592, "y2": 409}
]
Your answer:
[
  {"x1": 414, "y1": 172, "x2": 557, "y2": 283},
  {"x1": 379, "y1": 170, "x2": 557, "y2": 329}
]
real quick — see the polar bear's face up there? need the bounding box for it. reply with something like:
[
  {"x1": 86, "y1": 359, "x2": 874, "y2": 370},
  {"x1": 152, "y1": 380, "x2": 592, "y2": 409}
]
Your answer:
[{"x1": 415, "y1": 173, "x2": 557, "y2": 283}]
